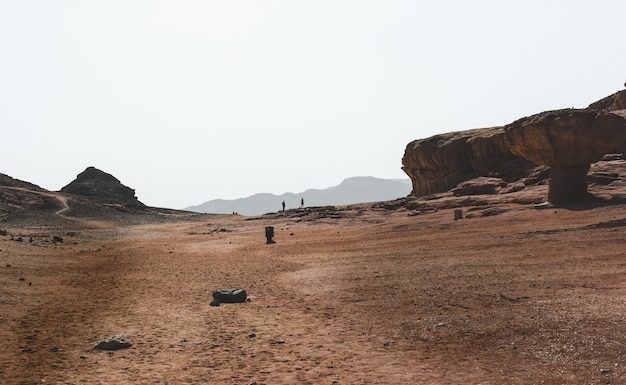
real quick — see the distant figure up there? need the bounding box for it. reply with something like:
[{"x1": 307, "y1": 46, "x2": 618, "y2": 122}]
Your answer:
[
  {"x1": 300, "y1": 197, "x2": 304, "y2": 208},
  {"x1": 281, "y1": 200, "x2": 285, "y2": 211}
]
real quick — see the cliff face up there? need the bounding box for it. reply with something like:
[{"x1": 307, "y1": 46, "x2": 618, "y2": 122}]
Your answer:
[
  {"x1": 401, "y1": 127, "x2": 533, "y2": 197},
  {"x1": 402, "y1": 89, "x2": 626, "y2": 203}
]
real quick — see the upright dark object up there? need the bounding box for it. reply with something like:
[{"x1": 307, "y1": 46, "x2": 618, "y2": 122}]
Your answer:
[
  {"x1": 265, "y1": 226, "x2": 275, "y2": 244},
  {"x1": 454, "y1": 209, "x2": 463, "y2": 220}
]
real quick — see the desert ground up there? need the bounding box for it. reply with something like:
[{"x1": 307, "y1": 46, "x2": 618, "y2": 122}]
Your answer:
[{"x1": 1, "y1": 190, "x2": 625, "y2": 385}]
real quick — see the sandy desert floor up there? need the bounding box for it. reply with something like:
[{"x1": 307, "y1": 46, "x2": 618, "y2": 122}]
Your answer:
[{"x1": 1, "y1": 200, "x2": 625, "y2": 385}]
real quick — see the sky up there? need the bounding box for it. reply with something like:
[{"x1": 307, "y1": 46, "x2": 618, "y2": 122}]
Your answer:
[{"x1": 1, "y1": 1, "x2": 625, "y2": 209}]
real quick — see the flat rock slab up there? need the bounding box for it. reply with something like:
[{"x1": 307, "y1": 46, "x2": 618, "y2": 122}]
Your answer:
[
  {"x1": 94, "y1": 335, "x2": 132, "y2": 351},
  {"x1": 212, "y1": 288, "x2": 247, "y2": 304}
]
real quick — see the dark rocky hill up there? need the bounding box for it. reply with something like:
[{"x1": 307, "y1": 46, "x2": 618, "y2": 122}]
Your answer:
[{"x1": 61, "y1": 167, "x2": 145, "y2": 208}]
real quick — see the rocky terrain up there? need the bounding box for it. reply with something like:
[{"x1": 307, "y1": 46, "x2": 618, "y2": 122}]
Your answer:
[
  {"x1": 403, "y1": 88, "x2": 626, "y2": 204},
  {"x1": 1, "y1": 90, "x2": 626, "y2": 384},
  {"x1": 1, "y1": 167, "x2": 200, "y2": 224},
  {"x1": 1, "y1": 182, "x2": 625, "y2": 384}
]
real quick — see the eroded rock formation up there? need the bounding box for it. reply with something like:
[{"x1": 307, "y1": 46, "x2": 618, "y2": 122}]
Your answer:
[
  {"x1": 504, "y1": 91, "x2": 626, "y2": 203},
  {"x1": 402, "y1": 88, "x2": 626, "y2": 204},
  {"x1": 401, "y1": 128, "x2": 533, "y2": 197}
]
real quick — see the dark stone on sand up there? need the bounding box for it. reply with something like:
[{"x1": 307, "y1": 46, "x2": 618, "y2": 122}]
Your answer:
[
  {"x1": 0, "y1": 229, "x2": 8, "y2": 236},
  {"x1": 94, "y1": 335, "x2": 132, "y2": 351},
  {"x1": 212, "y1": 288, "x2": 247, "y2": 304},
  {"x1": 52, "y1": 236, "x2": 64, "y2": 243}
]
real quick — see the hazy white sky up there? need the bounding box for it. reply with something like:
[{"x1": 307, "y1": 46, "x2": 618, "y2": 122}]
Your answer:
[{"x1": 1, "y1": 1, "x2": 625, "y2": 208}]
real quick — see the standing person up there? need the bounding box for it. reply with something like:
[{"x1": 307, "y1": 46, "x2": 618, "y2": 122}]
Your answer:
[
  {"x1": 300, "y1": 197, "x2": 304, "y2": 208},
  {"x1": 281, "y1": 200, "x2": 285, "y2": 211}
]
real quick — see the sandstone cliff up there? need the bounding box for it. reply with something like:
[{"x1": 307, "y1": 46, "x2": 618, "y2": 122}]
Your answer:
[
  {"x1": 401, "y1": 127, "x2": 533, "y2": 197},
  {"x1": 402, "y1": 89, "x2": 626, "y2": 203}
]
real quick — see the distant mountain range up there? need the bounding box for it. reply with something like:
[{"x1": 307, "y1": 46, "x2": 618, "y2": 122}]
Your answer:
[{"x1": 185, "y1": 176, "x2": 412, "y2": 216}]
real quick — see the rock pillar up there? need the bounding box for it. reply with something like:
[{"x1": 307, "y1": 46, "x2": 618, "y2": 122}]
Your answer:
[{"x1": 547, "y1": 165, "x2": 590, "y2": 203}]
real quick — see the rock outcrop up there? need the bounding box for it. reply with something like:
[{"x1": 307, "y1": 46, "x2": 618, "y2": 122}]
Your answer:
[
  {"x1": 402, "y1": 88, "x2": 626, "y2": 204},
  {"x1": 504, "y1": 91, "x2": 626, "y2": 203},
  {"x1": 401, "y1": 128, "x2": 534, "y2": 197},
  {"x1": 61, "y1": 167, "x2": 145, "y2": 208}
]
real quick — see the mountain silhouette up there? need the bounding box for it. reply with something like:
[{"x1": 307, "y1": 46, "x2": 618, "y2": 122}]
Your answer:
[{"x1": 185, "y1": 176, "x2": 411, "y2": 216}]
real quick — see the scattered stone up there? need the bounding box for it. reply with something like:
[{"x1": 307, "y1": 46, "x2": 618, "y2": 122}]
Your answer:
[
  {"x1": 0, "y1": 229, "x2": 7, "y2": 236},
  {"x1": 52, "y1": 236, "x2": 63, "y2": 243},
  {"x1": 79, "y1": 355, "x2": 87, "y2": 359},
  {"x1": 18, "y1": 277, "x2": 25, "y2": 281},
  {"x1": 271, "y1": 339, "x2": 286, "y2": 345},
  {"x1": 248, "y1": 333, "x2": 257, "y2": 339},
  {"x1": 533, "y1": 202, "x2": 554, "y2": 210},
  {"x1": 49, "y1": 346, "x2": 60, "y2": 353},
  {"x1": 212, "y1": 288, "x2": 247, "y2": 304},
  {"x1": 5, "y1": 263, "x2": 10, "y2": 268},
  {"x1": 94, "y1": 335, "x2": 132, "y2": 351},
  {"x1": 452, "y1": 177, "x2": 507, "y2": 196},
  {"x1": 600, "y1": 368, "x2": 612, "y2": 374}
]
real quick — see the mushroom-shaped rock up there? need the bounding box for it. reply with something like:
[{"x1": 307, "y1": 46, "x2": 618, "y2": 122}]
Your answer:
[{"x1": 504, "y1": 95, "x2": 626, "y2": 203}]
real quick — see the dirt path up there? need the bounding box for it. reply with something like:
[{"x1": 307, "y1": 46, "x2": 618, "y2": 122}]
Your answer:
[{"x1": 0, "y1": 186, "x2": 111, "y2": 228}]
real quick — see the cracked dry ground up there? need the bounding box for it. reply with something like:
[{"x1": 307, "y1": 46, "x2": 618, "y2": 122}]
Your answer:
[{"x1": 0, "y1": 205, "x2": 625, "y2": 384}]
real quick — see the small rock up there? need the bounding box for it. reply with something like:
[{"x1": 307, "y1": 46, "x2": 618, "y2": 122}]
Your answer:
[
  {"x1": 5, "y1": 263, "x2": 11, "y2": 268},
  {"x1": 212, "y1": 288, "x2": 247, "y2": 304},
  {"x1": 0, "y1": 229, "x2": 8, "y2": 236},
  {"x1": 94, "y1": 335, "x2": 132, "y2": 351},
  {"x1": 600, "y1": 368, "x2": 612, "y2": 374},
  {"x1": 52, "y1": 236, "x2": 63, "y2": 243},
  {"x1": 533, "y1": 202, "x2": 554, "y2": 210},
  {"x1": 271, "y1": 339, "x2": 286, "y2": 345},
  {"x1": 49, "y1": 346, "x2": 60, "y2": 353},
  {"x1": 248, "y1": 333, "x2": 256, "y2": 339},
  {"x1": 248, "y1": 382, "x2": 257, "y2": 385},
  {"x1": 18, "y1": 277, "x2": 25, "y2": 281}
]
